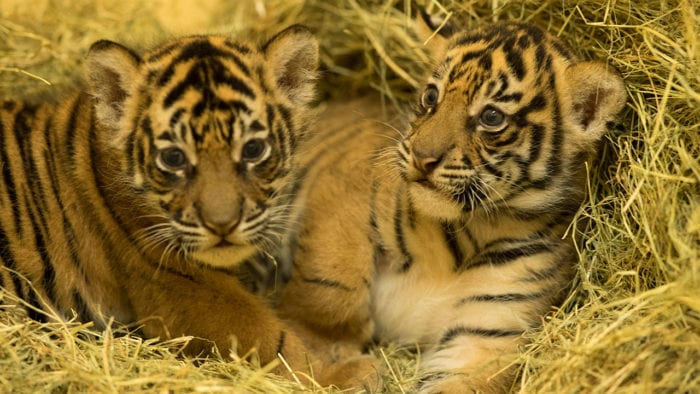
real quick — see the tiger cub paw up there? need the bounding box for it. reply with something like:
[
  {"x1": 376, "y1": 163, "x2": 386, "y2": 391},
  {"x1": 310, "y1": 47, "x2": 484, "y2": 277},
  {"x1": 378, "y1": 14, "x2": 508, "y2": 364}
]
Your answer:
[
  {"x1": 318, "y1": 354, "x2": 383, "y2": 393},
  {"x1": 417, "y1": 372, "x2": 510, "y2": 394}
]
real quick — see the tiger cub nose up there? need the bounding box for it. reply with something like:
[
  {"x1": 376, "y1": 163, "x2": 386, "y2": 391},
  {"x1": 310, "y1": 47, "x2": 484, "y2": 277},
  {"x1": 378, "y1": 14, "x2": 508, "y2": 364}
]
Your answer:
[
  {"x1": 202, "y1": 217, "x2": 239, "y2": 236},
  {"x1": 198, "y1": 206, "x2": 240, "y2": 237},
  {"x1": 412, "y1": 151, "x2": 443, "y2": 175}
]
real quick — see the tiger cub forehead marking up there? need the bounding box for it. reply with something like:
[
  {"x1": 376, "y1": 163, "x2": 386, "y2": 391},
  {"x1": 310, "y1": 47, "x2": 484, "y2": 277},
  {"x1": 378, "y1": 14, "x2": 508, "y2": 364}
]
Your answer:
[
  {"x1": 428, "y1": 22, "x2": 574, "y2": 107},
  {"x1": 441, "y1": 22, "x2": 574, "y2": 78},
  {"x1": 139, "y1": 36, "x2": 267, "y2": 152}
]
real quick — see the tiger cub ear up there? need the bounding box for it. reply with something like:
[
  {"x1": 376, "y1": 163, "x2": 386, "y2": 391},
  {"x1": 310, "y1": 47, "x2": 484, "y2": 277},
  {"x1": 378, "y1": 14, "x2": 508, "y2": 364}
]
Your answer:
[
  {"x1": 416, "y1": 9, "x2": 454, "y2": 62},
  {"x1": 263, "y1": 25, "x2": 319, "y2": 107},
  {"x1": 563, "y1": 62, "x2": 627, "y2": 146},
  {"x1": 85, "y1": 40, "x2": 142, "y2": 131}
]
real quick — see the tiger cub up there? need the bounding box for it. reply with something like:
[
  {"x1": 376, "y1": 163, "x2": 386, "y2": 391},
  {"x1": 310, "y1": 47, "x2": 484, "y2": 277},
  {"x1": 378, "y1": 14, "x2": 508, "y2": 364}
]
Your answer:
[
  {"x1": 277, "y1": 21, "x2": 626, "y2": 392},
  {"x1": 0, "y1": 25, "x2": 368, "y2": 387}
]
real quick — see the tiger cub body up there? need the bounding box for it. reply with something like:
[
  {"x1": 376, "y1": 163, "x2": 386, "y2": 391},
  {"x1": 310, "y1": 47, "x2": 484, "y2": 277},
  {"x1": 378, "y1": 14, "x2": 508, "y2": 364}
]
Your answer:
[
  {"x1": 278, "y1": 21, "x2": 626, "y2": 392},
  {"x1": 0, "y1": 26, "x2": 368, "y2": 387}
]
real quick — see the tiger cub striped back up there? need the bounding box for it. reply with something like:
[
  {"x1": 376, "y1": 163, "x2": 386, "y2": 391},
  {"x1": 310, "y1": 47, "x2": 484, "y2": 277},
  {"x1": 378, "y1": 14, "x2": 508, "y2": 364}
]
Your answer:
[
  {"x1": 0, "y1": 26, "x2": 371, "y2": 387},
  {"x1": 277, "y1": 21, "x2": 626, "y2": 393}
]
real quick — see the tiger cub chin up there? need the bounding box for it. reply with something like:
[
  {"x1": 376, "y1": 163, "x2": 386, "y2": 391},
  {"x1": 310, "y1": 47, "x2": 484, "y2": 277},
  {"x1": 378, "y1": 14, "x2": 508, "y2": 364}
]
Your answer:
[
  {"x1": 0, "y1": 25, "x2": 374, "y2": 388},
  {"x1": 277, "y1": 21, "x2": 626, "y2": 392}
]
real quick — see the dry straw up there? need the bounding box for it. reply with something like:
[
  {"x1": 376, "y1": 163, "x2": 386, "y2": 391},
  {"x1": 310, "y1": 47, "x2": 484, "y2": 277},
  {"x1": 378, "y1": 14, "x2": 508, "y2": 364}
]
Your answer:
[{"x1": 1, "y1": 0, "x2": 698, "y2": 392}]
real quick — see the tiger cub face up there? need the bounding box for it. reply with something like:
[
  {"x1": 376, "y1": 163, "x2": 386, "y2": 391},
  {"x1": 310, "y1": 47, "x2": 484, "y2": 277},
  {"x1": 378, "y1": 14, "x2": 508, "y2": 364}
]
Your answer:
[
  {"x1": 85, "y1": 27, "x2": 318, "y2": 268},
  {"x1": 401, "y1": 22, "x2": 626, "y2": 221}
]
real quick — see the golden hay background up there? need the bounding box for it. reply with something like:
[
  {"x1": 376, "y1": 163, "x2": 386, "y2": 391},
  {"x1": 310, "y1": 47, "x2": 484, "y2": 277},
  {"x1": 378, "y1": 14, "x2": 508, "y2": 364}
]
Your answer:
[{"x1": 1, "y1": 0, "x2": 698, "y2": 392}]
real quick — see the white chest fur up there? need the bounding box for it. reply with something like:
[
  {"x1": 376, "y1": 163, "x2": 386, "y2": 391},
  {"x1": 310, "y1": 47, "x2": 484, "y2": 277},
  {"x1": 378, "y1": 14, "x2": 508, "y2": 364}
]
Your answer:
[
  {"x1": 371, "y1": 219, "x2": 459, "y2": 345},
  {"x1": 370, "y1": 212, "x2": 548, "y2": 347}
]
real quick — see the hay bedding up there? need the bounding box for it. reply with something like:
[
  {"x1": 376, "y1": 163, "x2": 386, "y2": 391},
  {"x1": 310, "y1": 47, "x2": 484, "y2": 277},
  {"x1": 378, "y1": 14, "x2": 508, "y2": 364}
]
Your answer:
[{"x1": 1, "y1": 0, "x2": 698, "y2": 392}]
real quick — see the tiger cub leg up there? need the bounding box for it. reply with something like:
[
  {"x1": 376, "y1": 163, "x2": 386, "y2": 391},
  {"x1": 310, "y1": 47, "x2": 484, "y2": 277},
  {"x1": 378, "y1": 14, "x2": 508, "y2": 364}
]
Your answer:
[
  {"x1": 127, "y1": 266, "x2": 373, "y2": 390},
  {"x1": 276, "y1": 173, "x2": 381, "y2": 390},
  {"x1": 278, "y1": 240, "x2": 381, "y2": 390},
  {"x1": 279, "y1": 239, "x2": 381, "y2": 390},
  {"x1": 417, "y1": 336, "x2": 524, "y2": 394}
]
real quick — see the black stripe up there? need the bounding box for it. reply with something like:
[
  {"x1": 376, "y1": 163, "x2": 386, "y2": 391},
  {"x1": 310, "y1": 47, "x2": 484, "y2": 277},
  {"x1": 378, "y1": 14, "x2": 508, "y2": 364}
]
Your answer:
[
  {"x1": 394, "y1": 189, "x2": 413, "y2": 272},
  {"x1": 44, "y1": 140, "x2": 83, "y2": 280},
  {"x1": 520, "y1": 260, "x2": 568, "y2": 283},
  {"x1": 476, "y1": 149, "x2": 503, "y2": 178},
  {"x1": 222, "y1": 100, "x2": 251, "y2": 115},
  {"x1": 551, "y1": 40, "x2": 574, "y2": 61},
  {"x1": 211, "y1": 59, "x2": 254, "y2": 94},
  {"x1": 483, "y1": 236, "x2": 534, "y2": 250},
  {"x1": 505, "y1": 47, "x2": 526, "y2": 80},
  {"x1": 0, "y1": 227, "x2": 22, "y2": 293},
  {"x1": 495, "y1": 72, "x2": 510, "y2": 98},
  {"x1": 219, "y1": 51, "x2": 251, "y2": 77},
  {"x1": 162, "y1": 64, "x2": 204, "y2": 108},
  {"x1": 267, "y1": 104, "x2": 288, "y2": 159},
  {"x1": 276, "y1": 104, "x2": 295, "y2": 152},
  {"x1": 64, "y1": 97, "x2": 82, "y2": 166},
  {"x1": 462, "y1": 225, "x2": 480, "y2": 255},
  {"x1": 442, "y1": 223, "x2": 464, "y2": 270},
  {"x1": 528, "y1": 123, "x2": 545, "y2": 166},
  {"x1": 440, "y1": 325, "x2": 523, "y2": 344},
  {"x1": 0, "y1": 229, "x2": 46, "y2": 322},
  {"x1": 448, "y1": 65, "x2": 468, "y2": 86},
  {"x1": 0, "y1": 115, "x2": 22, "y2": 235},
  {"x1": 406, "y1": 192, "x2": 417, "y2": 228},
  {"x1": 145, "y1": 40, "x2": 180, "y2": 63},
  {"x1": 44, "y1": 134, "x2": 84, "y2": 285},
  {"x1": 455, "y1": 31, "x2": 488, "y2": 47},
  {"x1": 369, "y1": 180, "x2": 387, "y2": 266},
  {"x1": 24, "y1": 194, "x2": 57, "y2": 306},
  {"x1": 546, "y1": 95, "x2": 564, "y2": 179},
  {"x1": 223, "y1": 39, "x2": 252, "y2": 55},
  {"x1": 123, "y1": 128, "x2": 138, "y2": 184},
  {"x1": 157, "y1": 39, "x2": 251, "y2": 87},
  {"x1": 275, "y1": 330, "x2": 286, "y2": 356},
  {"x1": 485, "y1": 80, "x2": 497, "y2": 96},
  {"x1": 516, "y1": 34, "x2": 532, "y2": 50},
  {"x1": 25, "y1": 284, "x2": 47, "y2": 323},
  {"x1": 494, "y1": 92, "x2": 523, "y2": 103},
  {"x1": 72, "y1": 290, "x2": 91, "y2": 322},
  {"x1": 456, "y1": 291, "x2": 545, "y2": 306},
  {"x1": 469, "y1": 242, "x2": 552, "y2": 269},
  {"x1": 492, "y1": 129, "x2": 520, "y2": 148},
  {"x1": 169, "y1": 108, "x2": 185, "y2": 130},
  {"x1": 460, "y1": 154, "x2": 473, "y2": 168},
  {"x1": 17, "y1": 110, "x2": 52, "y2": 252},
  {"x1": 244, "y1": 207, "x2": 265, "y2": 224},
  {"x1": 512, "y1": 94, "x2": 546, "y2": 129},
  {"x1": 244, "y1": 217, "x2": 267, "y2": 234},
  {"x1": 416, "y1": 372, "x2": 450, "y2": 391},
  {"x1": 478, "y1": 52, "x2": 492, "y2": 71},
  {"x1": 300, "y1": 275, "x2": 354, "y2": 292},
  {"x1": 535, "y1": 44, "x2": 549, "y2": 71}
]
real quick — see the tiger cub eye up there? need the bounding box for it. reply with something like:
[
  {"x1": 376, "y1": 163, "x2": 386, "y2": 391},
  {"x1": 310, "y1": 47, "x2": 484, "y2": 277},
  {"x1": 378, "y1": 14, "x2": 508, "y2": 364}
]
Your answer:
[
  {"x1": 241, "y1": 138, "x2": 267, "y2": 161},
  {"x1": 421, "y1": 84, "x2": 440, "y2": 109},
  {"x1": 479, "y1": 106, "x2": 507, "y2": 129},
  {"x1": 159, "y1": 147, "x2": 188, "y2": 170}
]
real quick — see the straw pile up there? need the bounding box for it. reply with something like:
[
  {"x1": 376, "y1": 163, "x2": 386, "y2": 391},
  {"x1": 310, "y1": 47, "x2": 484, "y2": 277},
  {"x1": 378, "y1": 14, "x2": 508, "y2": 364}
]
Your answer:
[{"x1": 1, "y1": 0, "x2": 698, "y2": 392}]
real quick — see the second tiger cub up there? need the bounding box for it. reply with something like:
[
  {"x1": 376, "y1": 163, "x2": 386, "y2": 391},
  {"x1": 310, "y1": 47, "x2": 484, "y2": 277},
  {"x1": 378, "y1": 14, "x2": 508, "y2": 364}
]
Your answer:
[{"x1": 278, "y1": 21, "x2": 626, "y2": 393}]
